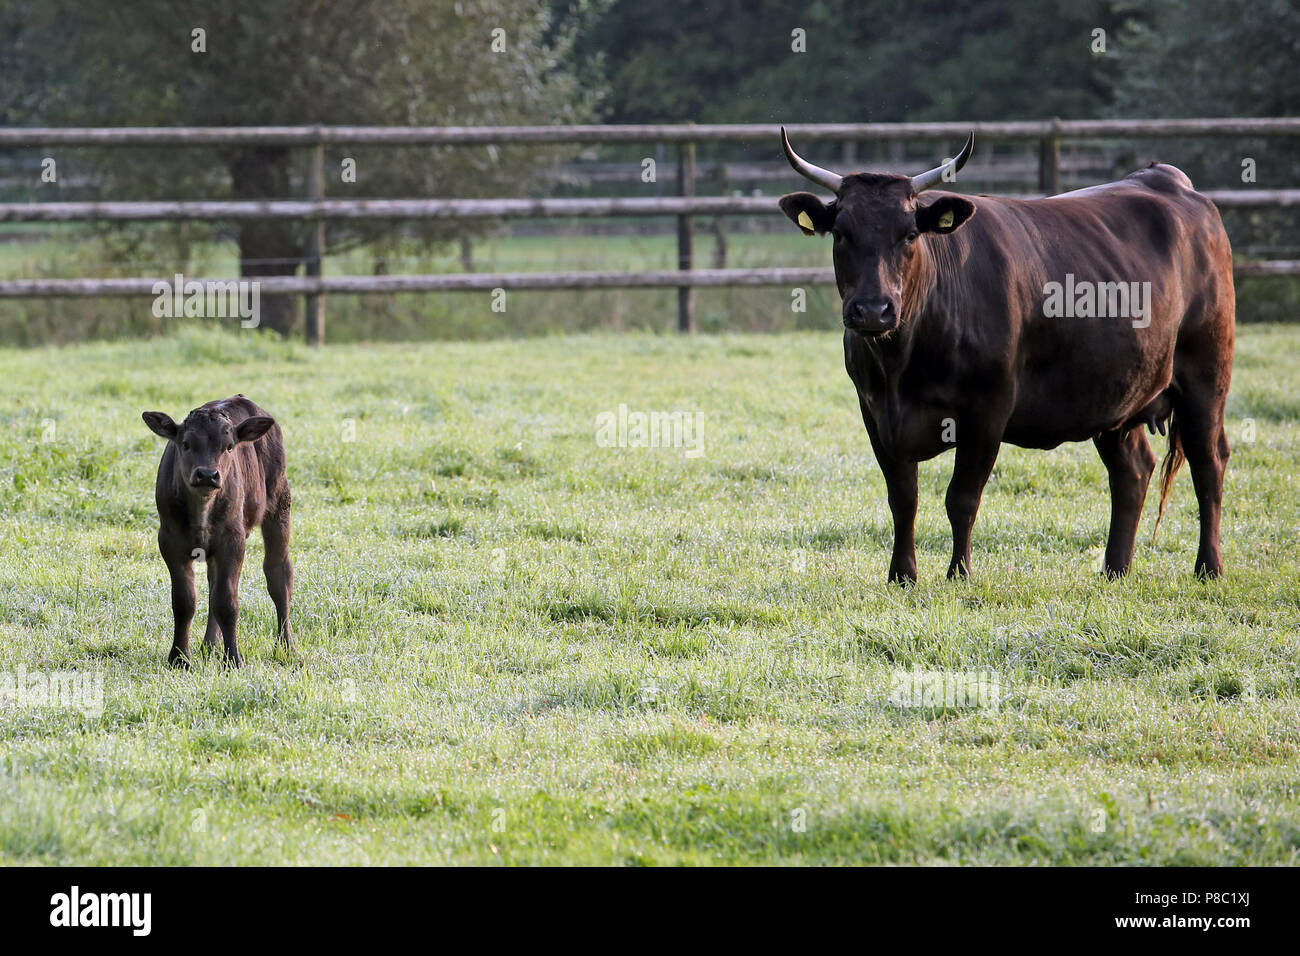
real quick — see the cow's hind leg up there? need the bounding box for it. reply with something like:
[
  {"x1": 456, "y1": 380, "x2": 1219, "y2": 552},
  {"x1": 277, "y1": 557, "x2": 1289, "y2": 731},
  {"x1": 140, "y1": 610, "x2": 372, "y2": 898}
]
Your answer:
[
  {"x1": 1094, "y1": 426, "x2": 1157, "y2": 578},
  {"x1": 262, "y1": 497, "x2": 294, "y2": 654},
  {"x1": 1168, "y1": 310, "x2": 1232, "y2": 577},
  {"x1": 1173, "y1": 390, "x2": 1230, "y2": 578}
]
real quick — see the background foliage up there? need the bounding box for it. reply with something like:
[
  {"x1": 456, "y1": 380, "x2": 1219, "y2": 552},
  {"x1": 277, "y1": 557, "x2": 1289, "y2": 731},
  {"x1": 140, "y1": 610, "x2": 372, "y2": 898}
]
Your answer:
[{"x1": 0, "y1": 0, "x2": 1296, "y2": 342}]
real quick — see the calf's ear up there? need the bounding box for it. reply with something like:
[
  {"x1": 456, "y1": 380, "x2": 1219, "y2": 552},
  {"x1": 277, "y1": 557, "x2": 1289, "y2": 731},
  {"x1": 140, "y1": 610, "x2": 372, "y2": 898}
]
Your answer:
[
  {"x1": 779, "y1": 192, "x2": 837, "y2": 236},
  {"x1": 235, "y1": 416, "x2": 275, "y2": 444},
  {"x1": 916, "y1": 196, "x2": 976, "y2": 235},
  {"x1": 142, "y1": 411, "x2": 178, "y2": 441}
]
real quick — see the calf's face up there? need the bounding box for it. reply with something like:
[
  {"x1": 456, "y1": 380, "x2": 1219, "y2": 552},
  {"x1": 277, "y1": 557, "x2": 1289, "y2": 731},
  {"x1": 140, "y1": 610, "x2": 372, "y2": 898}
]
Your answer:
[{"x1": 143, "y1": 409, "x2": 275, "y2": 496}]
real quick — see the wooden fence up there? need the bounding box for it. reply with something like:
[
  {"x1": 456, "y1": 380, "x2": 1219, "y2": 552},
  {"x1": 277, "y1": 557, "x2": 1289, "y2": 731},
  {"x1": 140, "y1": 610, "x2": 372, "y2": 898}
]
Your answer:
[{"x1": 1, "y1": 118, "x2": 1298, "y2": 343}]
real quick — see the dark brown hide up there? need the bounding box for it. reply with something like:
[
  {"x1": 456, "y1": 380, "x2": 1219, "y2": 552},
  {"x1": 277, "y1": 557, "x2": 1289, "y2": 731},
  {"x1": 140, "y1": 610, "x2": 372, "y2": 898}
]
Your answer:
[
  {"x1": 781, "y1": 162, "x2": 1234, "y2": 582},
  {"x1": 143, "y1": 395, "x2": 293, "y2": 666}
]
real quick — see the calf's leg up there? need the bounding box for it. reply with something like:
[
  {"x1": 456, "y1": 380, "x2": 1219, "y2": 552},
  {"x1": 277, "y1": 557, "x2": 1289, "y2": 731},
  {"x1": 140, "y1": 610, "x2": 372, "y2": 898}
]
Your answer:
[
  {"x1": 261, "y1": 502, "x2": 294, "y2": 654},
  {"x1": 1094, "y1": 426, "x2": 1157, "y2": 578},
  {"x1": 163, "y1": 547, "x2": 196, "y2": 668},
  {"x1": 201, "y1": 563, "x2": 222, "y2": 651},
  {"x1": 209, "y1": 544, "x2": 247, "y2": 667}
]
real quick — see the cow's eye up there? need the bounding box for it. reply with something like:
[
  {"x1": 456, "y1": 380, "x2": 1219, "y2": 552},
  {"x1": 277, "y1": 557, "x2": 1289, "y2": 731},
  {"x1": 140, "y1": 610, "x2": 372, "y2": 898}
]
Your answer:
[
  {"x1": 181, "y1": 441, "x2": 190, "y2": 451},
  {"x1": 225, "y1": 443, "x2": 234, "y2": 452},
  {"x1": 905, "y1": 231, "x2": 919, "y2": 244}
]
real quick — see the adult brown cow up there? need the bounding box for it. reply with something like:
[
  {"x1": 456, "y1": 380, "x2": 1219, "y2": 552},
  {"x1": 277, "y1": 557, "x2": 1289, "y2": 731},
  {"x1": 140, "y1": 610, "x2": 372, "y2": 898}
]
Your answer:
[{"x1": 778, "y1": 129, "x2": 1234, "y2": 583}]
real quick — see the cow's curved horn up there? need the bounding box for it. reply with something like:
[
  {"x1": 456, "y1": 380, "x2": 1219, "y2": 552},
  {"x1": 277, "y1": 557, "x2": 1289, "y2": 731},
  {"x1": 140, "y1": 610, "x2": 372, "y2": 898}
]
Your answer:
[
  {"x1": 910, "y1": 131, "x2": 975, "y2": 193},
  {"x1": 781, "y1": 126, "x2": 843, "y2": 192}
]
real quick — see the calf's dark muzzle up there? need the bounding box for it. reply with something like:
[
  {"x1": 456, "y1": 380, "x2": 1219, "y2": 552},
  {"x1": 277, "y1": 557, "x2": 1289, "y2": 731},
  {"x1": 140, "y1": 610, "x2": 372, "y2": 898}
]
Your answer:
[{"x1": 189, "y1": 467, "x2": 220, "y2": 490}]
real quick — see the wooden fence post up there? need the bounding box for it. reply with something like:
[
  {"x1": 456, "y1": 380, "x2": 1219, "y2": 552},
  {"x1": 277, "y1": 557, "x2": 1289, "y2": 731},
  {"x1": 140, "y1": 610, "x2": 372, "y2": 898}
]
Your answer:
[
  {"x1": 1038, "y1": 117, "x2": 1061, "y2": 196},
  {"x1": 711, "y1": 161, "x2": 729, "y2": 269},
  {"x1": 304, "y1": 140, "x2": 326, "y2": 346},
  {"x1": 676, "y1": 133, "x2": 696, "y2": 333}
]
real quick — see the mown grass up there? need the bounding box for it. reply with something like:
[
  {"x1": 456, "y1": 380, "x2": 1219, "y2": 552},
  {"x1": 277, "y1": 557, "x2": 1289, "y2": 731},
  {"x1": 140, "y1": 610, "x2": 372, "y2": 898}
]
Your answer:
[{"x1": 0, "y1": 324, "x2": 1298, "y2": 865}]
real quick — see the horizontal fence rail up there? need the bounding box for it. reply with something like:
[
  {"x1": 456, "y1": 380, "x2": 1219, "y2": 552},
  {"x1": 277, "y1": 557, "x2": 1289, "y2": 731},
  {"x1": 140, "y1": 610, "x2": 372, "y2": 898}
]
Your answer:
[
  {"x1": 1233, "y1": 260, "x2": 1300, "y2": 275},
  {"x1": 1, "y1": 119, "x2": 1297, "y2": 342},
  {"x1": 0, "y1": 196, "x2": 787, "y2": 222},
  {"x1": 3, "y1": 118, "x2": 1300, "y2": 146},
  {"x1": 3, "y1": 261, "x2": 1296, "y2": 300},
  {"x1": 0, "y1": 268, "x2": 839, "y2": 298},
  {"x1": 2, "y1": 191, "x2": 1298, "y2": 223}
]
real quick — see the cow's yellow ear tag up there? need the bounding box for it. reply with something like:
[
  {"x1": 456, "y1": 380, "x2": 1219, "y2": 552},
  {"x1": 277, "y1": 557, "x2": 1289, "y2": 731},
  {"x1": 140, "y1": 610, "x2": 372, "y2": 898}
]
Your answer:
[
  {"x1": 938, "y1": 209, "x2": 954, "y2": 229},
  {"x1": 797, "y1": 210, "x2": 815, "y2": 233}
]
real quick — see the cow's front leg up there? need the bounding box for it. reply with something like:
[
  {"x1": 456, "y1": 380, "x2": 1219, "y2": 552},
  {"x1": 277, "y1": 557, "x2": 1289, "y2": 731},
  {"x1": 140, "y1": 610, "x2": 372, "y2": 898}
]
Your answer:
[
  {"x1": 861, "y1": 405, "x2": 919, "y2": 584},
  {"x1": 945, "y1": 437, "x2": 1001, "y2": 578},
  {"x1": 881, "y1": 457, "x2": 919, "y2": 584},
  {"x1": 209, "y1": 543, "x2": 246, "y2": 668}
]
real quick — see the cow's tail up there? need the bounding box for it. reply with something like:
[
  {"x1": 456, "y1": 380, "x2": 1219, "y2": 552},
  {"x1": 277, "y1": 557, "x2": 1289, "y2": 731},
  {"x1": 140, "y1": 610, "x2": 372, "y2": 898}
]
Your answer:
[{"x1": 1151, "y1": 412, "x2": 1184, "y2": 545}]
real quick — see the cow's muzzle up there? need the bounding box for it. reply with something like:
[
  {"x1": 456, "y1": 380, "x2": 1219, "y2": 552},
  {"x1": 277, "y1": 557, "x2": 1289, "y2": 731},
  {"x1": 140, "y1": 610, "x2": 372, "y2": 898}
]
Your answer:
[{"x1": 843, "y1": 299, "x2": 897, "y2": 335}]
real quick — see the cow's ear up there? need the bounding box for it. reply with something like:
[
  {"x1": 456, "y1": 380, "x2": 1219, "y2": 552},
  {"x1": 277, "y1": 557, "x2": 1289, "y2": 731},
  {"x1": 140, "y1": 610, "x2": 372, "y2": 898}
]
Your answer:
[
  {"x1": 779, "y1": 192, "x2": 836, "y2": 236},
  {"x1": 235, "y1": 416, "x2": 275, "y2": 444},
  {"x1": 916, "y1": 196, "x2": 975, "y2": 235},
  {"x1": 142, "y1": 411, "x2": 178, "y2": 441}
]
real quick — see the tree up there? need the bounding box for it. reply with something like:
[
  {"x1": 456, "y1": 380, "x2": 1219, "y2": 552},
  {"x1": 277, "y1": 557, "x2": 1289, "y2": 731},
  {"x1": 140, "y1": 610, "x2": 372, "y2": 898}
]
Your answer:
[
  {"x1": 1110, "y1": 0, "x2": 1300, "y2": 321},
  {"x1": 2, "y1": 0, "x2": 592, "y2": 333},
  {"x1": 569, "y1": 0, "x2": 1140, "y2": 125}
]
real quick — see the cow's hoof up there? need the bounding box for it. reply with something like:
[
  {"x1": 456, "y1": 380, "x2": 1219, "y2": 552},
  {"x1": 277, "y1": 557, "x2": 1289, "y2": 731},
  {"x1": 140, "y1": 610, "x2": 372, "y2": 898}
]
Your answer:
[
  {"x1": 168, "y1": 648, "x2": 191, "y2": 669},
  {"x1": 222, "y1": 652, "x2": 245, "y2": 669}
]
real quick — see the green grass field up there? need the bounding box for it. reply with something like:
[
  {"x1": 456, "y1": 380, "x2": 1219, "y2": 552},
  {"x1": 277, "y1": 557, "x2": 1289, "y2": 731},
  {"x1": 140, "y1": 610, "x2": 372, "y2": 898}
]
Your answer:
[{"x1": 1, "y1": 324, "x2": 1298, "y2": 865}]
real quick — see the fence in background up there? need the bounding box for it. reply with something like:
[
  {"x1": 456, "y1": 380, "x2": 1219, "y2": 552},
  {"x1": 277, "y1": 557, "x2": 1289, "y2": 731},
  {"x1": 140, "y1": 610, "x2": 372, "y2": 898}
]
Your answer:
[{"x1": 1, "y1": 118, "x2": 1298, "y2": 343}]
